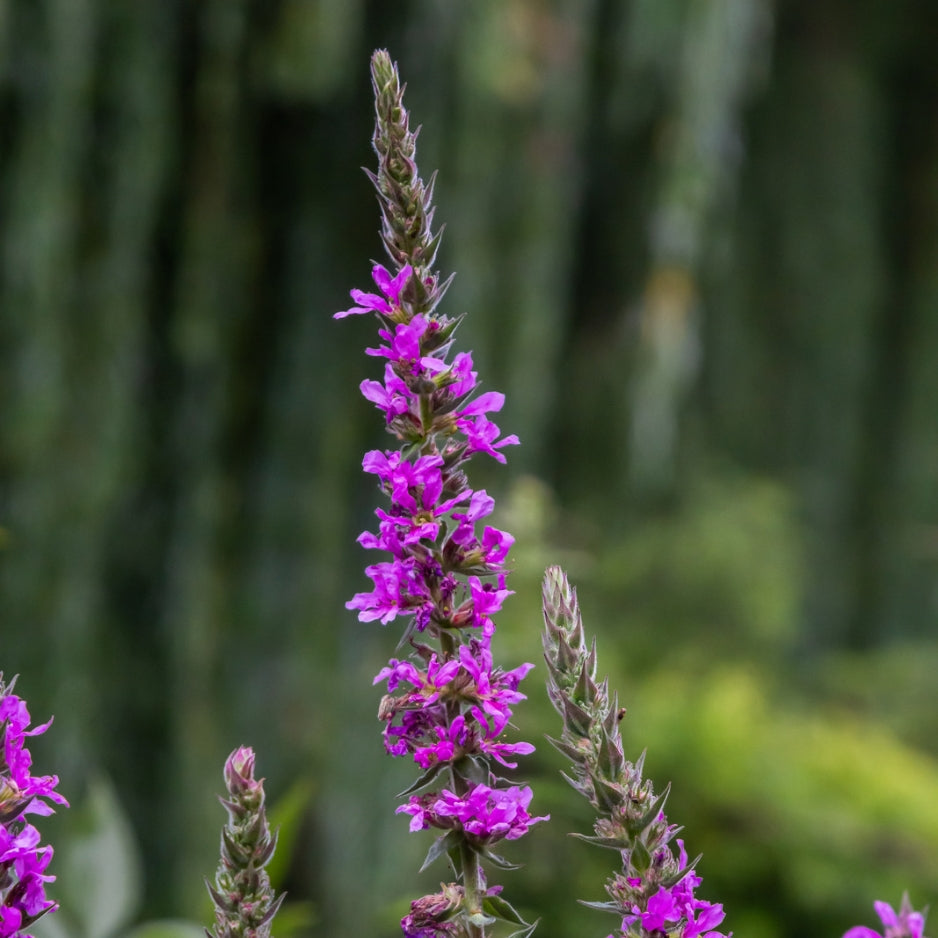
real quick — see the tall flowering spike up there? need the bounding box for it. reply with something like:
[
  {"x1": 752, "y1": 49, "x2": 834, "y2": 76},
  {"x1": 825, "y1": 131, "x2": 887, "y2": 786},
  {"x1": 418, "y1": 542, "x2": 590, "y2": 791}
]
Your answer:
[
  {"x1": 843, "y1": 895, "x2": 930, "y2": 938},
  {"x1": 206, "y1": 747, "x2": 283, "y2": 938},
  {"x1": 0, "y1": 674, "x2": 68, "y2": 938},
  {"x1": 336, "y1": 51, "x2": 541, "y2": 938},
  {"x1": 542, "y1": 568, "x2": 730, "y2": 938}
]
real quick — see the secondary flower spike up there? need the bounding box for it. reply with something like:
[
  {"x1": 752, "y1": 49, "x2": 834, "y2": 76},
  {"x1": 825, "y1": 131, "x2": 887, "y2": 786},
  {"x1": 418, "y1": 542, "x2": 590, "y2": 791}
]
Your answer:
[
  {"x1": 541, "y1": 567, "x2": 729, "y2": 938},
  {"x1": 0, "y1": 674, "x2": 68, "y2": 938},
  {"x1": 336, "y1": 50, "x2": 543, "y2": 938},
  {"x1": 206, "y1": 747, "x2": 283, "y2": 938}
]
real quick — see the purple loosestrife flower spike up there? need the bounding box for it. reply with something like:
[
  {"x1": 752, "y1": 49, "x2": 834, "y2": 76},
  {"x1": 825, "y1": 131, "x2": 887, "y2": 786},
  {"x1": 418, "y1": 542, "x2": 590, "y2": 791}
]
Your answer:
[
  {"x1": 0, "y1": 674, "x2": 68, "y2": 938},
  {"x1": 541, "y1": 568, "x2": 729, "y2": 938},
  {"x1": 336, "y1": 51, "x2": 541, "y2": 938},
  {"x1": 206, "y1": 747, "x2": 284, "y2": 938},
  {"x1": 843, "y1": 895, "x2": 930, "y2": 938}
]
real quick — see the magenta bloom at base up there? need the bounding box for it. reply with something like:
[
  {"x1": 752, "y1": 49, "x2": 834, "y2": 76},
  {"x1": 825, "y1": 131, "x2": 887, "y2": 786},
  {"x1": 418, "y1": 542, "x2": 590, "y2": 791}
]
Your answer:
[
  {"x1": 843, "y1": 896, "x2": 929, "y2": 938},
  {"x1": 617, "y1": 842, "x2": 728, "y2": 938},
  {"x1": 0, "y1": 675, "x2": 68, "y2": 938}
]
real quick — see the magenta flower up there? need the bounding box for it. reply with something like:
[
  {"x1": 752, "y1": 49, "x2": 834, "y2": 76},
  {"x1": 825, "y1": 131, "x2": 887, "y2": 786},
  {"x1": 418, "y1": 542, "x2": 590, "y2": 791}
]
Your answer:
[
  {"x1": 400, "y1": 887, "x2": 462, "y2": 938},
  {"x1": 360, "y1": 364, "x2": 413, "y2": 423},
  {"x1": 844, "y1": 896, "x2": 929, "y2": 938},
  {"x1": 0, "y1": 676, "x2": 67, "y2": 938},
  {"x1": 452, "y1": 575, "x2": 513, "y2": 634},
  {"x1": 397, "y1": 784, "x2": 547, "y2": 845},
  {"x1": 335, "y1": 263, "x2": 413, "y2": 318},
  {"x1": 456, "y1": 413, "x2": 519, "y2": 464},
  {"x1": 441, "y1": 352, "x2": 478, "y2": 398},
  {"x1": 375, "y1": 655, "x2": 460, "y2": 699},
  {"x1": 346, "y1": 557, "x2": 431, "y2": 625},
  {"x1": 375, "y1": 634, "x2": 535, "y2": 771}
]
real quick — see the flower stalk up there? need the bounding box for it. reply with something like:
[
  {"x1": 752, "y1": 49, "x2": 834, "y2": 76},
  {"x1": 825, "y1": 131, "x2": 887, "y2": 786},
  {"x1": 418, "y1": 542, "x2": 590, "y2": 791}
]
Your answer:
[
  {"x1": 541, "y1": 567, "x2": 728, "y2": 938},
  {"x1": 336, "y1": 50, "x2": 545, "y2": 938},
  {"x1": 206, "y1": 747, "x2": 283, "y2": 938},
  {"x1": 0, "y1": 674, "x2": 68, "y2": 938}
]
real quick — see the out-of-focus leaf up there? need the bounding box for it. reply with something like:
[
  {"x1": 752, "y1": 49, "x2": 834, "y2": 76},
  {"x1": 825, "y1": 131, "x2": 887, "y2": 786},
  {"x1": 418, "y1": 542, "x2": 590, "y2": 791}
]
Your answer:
[
  {"x1": 265, "y1": 901, "x2": 318, "y2": 938},
  {"x1": 266, "y1": 776, "x2": 315, "y2": 888},
  {"x1": 122, "y1": 921, "x2": 204, "y2": 938},
  {"x1": 53, "y1": 773, "x2": 143, "y2": 938}
]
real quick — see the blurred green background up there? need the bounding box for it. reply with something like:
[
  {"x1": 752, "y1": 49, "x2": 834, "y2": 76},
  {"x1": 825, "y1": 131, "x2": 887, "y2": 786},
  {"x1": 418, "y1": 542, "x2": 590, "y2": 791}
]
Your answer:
[{"x1": 2, "y1": 1, "x2": 938, "y2": 938}]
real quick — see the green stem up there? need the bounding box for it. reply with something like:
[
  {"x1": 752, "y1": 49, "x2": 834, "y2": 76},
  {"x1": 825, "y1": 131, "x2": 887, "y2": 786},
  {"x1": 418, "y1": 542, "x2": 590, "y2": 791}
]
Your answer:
[
  {"x1": 439, "y1": 628, "x2": 456, "y2": 660},
  {"x1": 460, "y1": 837, "x2": 485, "y2": 938}
]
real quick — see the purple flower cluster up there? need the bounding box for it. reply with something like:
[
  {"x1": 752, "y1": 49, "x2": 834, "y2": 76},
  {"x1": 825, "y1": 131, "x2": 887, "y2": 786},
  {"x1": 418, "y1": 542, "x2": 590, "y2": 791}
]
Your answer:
[
  {"x1": 0, "y1": 679, "x2": 67, "y2": 938},
  {"x1": 337, "y1": 82, "x2": 545, "y2": 930},
  {"x1": 613, "y1": 841, "x2": 727, "y2": 938},
  {"x1": 337, "y1": 262, "x2": 541, "y2": 855},
  {"x1": 844, "y1": 896, "x2": 929, "y2": 938},
  {"x1": 399, "y1": 784, "x2": 546, "y2": 846},
  {"x1": 375, "y1": 636, "x2": 533, "y2": 770}
]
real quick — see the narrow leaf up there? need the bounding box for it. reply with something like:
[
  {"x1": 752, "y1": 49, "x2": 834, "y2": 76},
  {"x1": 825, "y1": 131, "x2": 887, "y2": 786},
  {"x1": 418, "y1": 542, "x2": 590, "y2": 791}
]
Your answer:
[
  {"x1": 505, "y1": 920, "x2": 539, "y2": 938},
  {"x1": 419, "y1": 831, "x2": 458, "y2": 873},
  {"x1": 398, "y1": 762, "x2": 446, "y2": 797},
  {"x1": 579, "y1": 899, "x2": 621, "y2": 914},
  {"x1": 482, "y1": 894, "x2": 526, "y2": 926}
]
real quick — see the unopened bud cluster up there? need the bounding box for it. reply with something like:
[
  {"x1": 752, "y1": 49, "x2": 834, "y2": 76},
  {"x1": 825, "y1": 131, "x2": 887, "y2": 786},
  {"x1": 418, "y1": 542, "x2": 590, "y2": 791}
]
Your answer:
[{"x1": 206, "y1": 747, "x2": 283, "y2": 938}]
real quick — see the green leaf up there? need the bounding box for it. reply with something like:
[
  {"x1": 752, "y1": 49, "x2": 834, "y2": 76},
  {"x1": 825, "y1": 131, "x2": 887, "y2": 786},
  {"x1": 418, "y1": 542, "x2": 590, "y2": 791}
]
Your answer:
[
  {"x1": 481, "y1": 894, "x2": 526, "y2": 926},
  {"x1": 504, "y1": 919, "x2": 539, "y2": 938},
  {"x1": 579, "y1": 899, "x2": 621, "y2": 914},
  {"x1": 398, "y1": 762, "x2": 446, "y2": 797},
  {"x1": 477, "y1": 848, "x2": 521, "y2": 871},
  {"x1": 419, "y1": 831, "x2": 458, "y2": 873},
  {"x1": 53, "y1": 773, "x2": 143, "y2": 938},
  {"x1": 266, "y1": 776, "x2": 315, "y2": 888},
  {"x1": 122, "y1": 921, "x2": 205, "y2": 938},
  {"x1": 569, "y1": 831, "x2": 628, "y2": 850},
  {"x1": 29, "y1": 907, "x2": 74, "y2": 938}
]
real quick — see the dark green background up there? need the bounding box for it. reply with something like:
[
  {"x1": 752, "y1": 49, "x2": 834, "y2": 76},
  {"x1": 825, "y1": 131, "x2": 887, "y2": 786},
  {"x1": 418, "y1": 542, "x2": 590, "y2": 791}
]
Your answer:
[{"x1": 2, "y1": 2, "x2": 937, "y2": 938}]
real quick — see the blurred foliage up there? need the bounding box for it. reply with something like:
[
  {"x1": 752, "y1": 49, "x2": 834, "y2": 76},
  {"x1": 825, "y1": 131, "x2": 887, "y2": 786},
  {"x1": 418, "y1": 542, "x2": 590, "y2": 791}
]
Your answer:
[
  {"x1": 495, "y1": 474, "x2": 938, "y2": 938},
  {"x1": 34, "y1": 774, "x2": 314, "y2": 938},
  {"x1": 2, "y1": 1, "x2": 938, "y2": 938}
]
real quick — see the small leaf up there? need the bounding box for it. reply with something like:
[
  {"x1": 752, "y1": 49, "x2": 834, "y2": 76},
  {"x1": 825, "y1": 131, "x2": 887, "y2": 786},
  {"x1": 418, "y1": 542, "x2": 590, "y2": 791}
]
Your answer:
[
  {"x1": 419, "y1": 831, "x2": 458, "y2": 873},
  {"x1": 544, "y1": 734, "x2": 583, "y2": 763},
  {"x1": 478, "y1": 848, "x2": 521, "y2": 871},
  {"x1": 560, "y1": 695, "x2": 591, "y2": 736},
  {"x1": 398, "y1": 762, "x2": 445, "y2": 797},
  {"x1": 505, "y1": 919, "x2": 539, "y2": 938},
  {"x1": 569, "y1": 831, "x2": 627, "y2": 850},
  {"x1": 482, "y1": 894, "x2": 525, "y2": 925},
  {"x1": 579, "y1": 899, "x2": 621, "y2": 913}
]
